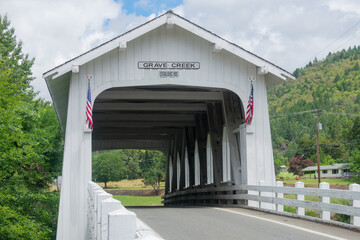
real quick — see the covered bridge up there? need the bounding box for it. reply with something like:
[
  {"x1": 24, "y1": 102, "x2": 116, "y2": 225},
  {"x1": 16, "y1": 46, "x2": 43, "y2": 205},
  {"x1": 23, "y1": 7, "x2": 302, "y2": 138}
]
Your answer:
[{"x1": 43, "y1": 11, "x2": 294, "y2": 240}]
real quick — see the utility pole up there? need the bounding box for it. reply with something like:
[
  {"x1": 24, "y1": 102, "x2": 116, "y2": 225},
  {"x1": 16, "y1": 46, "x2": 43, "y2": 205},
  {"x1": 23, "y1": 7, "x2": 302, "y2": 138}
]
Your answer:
[{"x1": 315, "y1": 109, "x2": 322, "y2": 186}]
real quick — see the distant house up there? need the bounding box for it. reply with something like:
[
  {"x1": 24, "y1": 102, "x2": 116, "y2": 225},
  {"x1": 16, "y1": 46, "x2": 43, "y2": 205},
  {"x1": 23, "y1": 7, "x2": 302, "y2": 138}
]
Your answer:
[
  {"x1": 280, "y1": 165, "x2": 287, "y2": 172},
  {"x1": 301, "y1": 163, "x2": 352, "y2": 178}
]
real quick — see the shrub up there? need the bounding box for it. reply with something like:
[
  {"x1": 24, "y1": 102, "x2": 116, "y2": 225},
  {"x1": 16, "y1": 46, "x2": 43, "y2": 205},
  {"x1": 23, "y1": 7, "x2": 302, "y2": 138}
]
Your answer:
[{"x1": 288, "y1": 156, "x2": 314, "y2": 176}]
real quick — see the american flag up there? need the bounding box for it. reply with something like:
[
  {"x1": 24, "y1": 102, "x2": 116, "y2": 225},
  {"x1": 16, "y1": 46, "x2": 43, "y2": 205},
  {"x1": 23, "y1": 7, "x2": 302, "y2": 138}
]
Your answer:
[
  {"x1": 245, "y1": 83, "x2": 254, "y2": 127},
  {"x1": 86, "y1": 80, "x2": 93, "y2": 130}
]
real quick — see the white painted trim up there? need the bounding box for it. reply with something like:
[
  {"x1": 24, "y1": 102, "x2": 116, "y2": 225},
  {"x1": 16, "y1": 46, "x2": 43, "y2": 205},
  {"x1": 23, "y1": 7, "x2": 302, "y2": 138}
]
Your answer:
[
  {"x1": 257, "y1": 66, "x2": 268, "y2": 75},
  {"x1": 44, "y1": 15, "x2": 167, "y2": 79},
  {"x1": 71, "y1": 65, "x2": 79, "y2": 73},
  {"x1": 212, "y1": 43, "x2": 222, "y2": 53},
  {"x1": 170, "y1": 16, "x2": 293, "y2": 81},
  {"x1": 44, "y1": 12, "x2": 294, "y2": 82},
  {"x1": 119, "y1": 41, "x2": 127, "y2": 50}
]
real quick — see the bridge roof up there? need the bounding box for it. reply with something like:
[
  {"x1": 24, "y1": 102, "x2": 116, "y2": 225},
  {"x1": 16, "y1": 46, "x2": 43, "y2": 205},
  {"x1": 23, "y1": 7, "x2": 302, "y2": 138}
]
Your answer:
[
  {"x1": 44, "y1": 10, "x2": 295, "y2": 136},
  {"x1": 44, "y1": 10, "x2": 294, "y2": 80}
]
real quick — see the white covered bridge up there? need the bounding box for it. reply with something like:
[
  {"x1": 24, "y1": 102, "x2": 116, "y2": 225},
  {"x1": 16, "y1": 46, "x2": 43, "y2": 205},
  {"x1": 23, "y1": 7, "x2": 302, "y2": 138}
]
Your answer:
[{"x1": 44, "y1": 10, "x2": 360, "y2": 240}]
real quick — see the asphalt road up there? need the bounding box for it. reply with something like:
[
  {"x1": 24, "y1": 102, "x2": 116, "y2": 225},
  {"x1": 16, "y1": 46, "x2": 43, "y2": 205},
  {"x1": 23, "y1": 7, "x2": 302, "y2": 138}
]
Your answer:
[{"x1": 128, "y1": 207, "x2": 360, "y2": 240}]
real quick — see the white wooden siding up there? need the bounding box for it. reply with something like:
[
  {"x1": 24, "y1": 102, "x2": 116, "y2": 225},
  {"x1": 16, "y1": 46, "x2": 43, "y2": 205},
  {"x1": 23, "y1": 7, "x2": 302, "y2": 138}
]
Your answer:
[{"x1": 86, "y1": 25, "x2": 258, "y2": 101}]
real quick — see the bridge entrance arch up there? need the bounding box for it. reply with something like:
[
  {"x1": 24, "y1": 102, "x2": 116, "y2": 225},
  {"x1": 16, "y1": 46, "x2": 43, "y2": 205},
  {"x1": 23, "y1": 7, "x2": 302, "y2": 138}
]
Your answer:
[
  {"x1": 44, "y1": 10, "x2": 294, "y2": 240},
  {"x1": 92, "y1": 85, "x2": 246, "y2": 191}
]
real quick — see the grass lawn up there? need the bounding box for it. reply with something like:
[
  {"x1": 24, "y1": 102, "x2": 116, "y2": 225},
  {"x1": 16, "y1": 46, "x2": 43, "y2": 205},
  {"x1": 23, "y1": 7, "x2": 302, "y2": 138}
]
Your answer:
[
  {"x1": 283, "y1": 194, "x2": 349, "y2": 205},
  {"x1": 97, "y1": 179, "x2": 165, "y2": 190},
  {"x1": 281, "y1": 178, "x2": 353, "y2": 186},
  {"x1": 113, "y1": 195, "x2": 163, "y2": 206},
  {"x1": 276, "y1": 171, "x2": 356, "y2": 187},
  {"x1": 283, "y1": 194, "x2": 350, "y2": 222}
]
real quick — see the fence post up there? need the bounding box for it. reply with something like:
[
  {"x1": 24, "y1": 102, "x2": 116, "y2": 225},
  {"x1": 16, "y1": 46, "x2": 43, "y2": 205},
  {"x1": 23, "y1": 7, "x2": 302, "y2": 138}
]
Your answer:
[
  {"x1": 96, "y1": 192, "x2": 112, "y2": 240},
  {"x1": 295, "y1": 181, "x2": 304, "y2": 216},
  {"x1": 108, "y1": 208, "x2": 137, "y2": 240},
  {"x1": 349, "y1": 183, "x2": 360, "y2": 226},
  {"x1": 276, "y1": 181, "x2": 283, "y2": 212},
  {"x1": 101, "y1": 198, "x2": 123, "y2": 240},
  {"x1": 259, "y1": 181, "x2": 265, "y2": 209},
  {"x1": 319, "y1": 182, "x2": 330, "y2": 221}
]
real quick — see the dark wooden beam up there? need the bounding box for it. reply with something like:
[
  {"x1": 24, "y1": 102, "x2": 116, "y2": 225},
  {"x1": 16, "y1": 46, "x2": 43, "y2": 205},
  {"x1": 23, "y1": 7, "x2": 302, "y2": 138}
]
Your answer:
[
  {"x1": 92, "y1": 140, "x2": 168, "y2": 152},
  {"x1": 97, "y1": 90, "x2": 223, "y2": 101},
  {"x1": 92, "y1": 133, "x2": 172, "y2": 141},
  {"x1": 93, "y1": 113, "x2": 196, "y2": 122},
  {"x1": 94, "y1": 121, "x2": 196, "y2": 128},
  {"x1": 207, "y1": 103, "x2": 223, "y2": 186},
  {"x1": 94, "y1": 102, "x2": 207, "y2": 112},
  {"x1": 93, "y1": 127, "x2": 181, "y2": 135},
  {"x1": 195, "y1": 113, "x2": 209, "y2": 186}
]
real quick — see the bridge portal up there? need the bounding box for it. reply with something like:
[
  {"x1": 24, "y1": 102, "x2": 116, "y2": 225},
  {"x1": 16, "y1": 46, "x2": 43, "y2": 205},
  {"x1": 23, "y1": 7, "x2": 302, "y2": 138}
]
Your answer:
[{"x1": 44, "y1": 11, "x2": 294, "y2": 240}]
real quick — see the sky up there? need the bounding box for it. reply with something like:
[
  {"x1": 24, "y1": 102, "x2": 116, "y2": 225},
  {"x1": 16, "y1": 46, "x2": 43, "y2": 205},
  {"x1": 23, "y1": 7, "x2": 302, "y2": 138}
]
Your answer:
[{"x1": 1, "y1": 0, "x2": 360, "y2": 100}]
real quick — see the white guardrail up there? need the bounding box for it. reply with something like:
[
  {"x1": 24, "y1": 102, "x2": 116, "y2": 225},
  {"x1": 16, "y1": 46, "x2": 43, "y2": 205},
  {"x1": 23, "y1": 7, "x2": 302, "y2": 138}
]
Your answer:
[
  {"x1": 88, "y1": 181, "x2": 163, "y2": 240},
  {"x1": 246, "y1": 181, "x2": 360, "y2": 227},
  {"x1": 163, "y1": 181, "x2": 360, "y2": 228}
]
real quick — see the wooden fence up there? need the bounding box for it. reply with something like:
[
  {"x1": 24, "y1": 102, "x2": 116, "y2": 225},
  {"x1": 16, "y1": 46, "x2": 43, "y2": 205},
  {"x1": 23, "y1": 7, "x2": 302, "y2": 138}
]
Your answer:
[{"x1": 163, "y1": 181, "x2": 360, "y2": 227}]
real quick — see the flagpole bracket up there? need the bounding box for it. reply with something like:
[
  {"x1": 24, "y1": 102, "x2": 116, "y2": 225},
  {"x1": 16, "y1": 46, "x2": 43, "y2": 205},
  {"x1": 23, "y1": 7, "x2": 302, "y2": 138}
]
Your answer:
[
  {"x1": 84, "y1": 125, "x2": 93, "y2": 133},
  {"x1": 87, "y1": 75, "x2": 93, "y2": 82},
  {"x1": 246, "y1": 124, "x2": 254, "y2": 134},
  {"x1": 249, "y1": 76, "x2": 255, "y2": 83}
]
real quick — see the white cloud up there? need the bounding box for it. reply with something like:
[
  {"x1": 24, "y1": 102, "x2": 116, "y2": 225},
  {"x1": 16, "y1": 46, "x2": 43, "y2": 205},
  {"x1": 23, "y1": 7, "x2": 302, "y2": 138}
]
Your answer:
[
  {"x1": 2, "y1": 0, "x2": 360, "y2": 100},
  {"x1": 327, "y1": 0, "x2": 360, "y2": 15},
  {"x1": 178, "y1": 0, "x2": 360, "y2": 70},
  {"x1": 0, "y1": 0, "x2": 125, "y2": 99}
]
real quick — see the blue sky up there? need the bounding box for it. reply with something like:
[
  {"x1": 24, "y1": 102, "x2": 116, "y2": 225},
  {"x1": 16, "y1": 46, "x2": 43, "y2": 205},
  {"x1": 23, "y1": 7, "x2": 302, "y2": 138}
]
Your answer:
[{"x1": 118, "y1": 0, "x2": 182, "y2": 16}]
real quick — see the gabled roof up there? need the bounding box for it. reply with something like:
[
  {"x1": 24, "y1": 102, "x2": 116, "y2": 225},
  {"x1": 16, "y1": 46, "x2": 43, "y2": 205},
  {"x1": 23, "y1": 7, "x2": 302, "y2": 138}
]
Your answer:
[
  {"x1": 44, "y1": 10, "x2": 295, "y2": 131},
  {"x1": 43, "y1": 10, "x2": 294, "y2": 80}
]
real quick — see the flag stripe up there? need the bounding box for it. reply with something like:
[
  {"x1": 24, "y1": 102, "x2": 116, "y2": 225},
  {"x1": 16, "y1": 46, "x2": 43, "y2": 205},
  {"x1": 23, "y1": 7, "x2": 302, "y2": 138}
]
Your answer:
[
  {"x1": 86, "y1": 81, "x2": 93, "y2": 130},
  {"x1": 245, "y1": 83, "x2": 254, "y2": 127}
]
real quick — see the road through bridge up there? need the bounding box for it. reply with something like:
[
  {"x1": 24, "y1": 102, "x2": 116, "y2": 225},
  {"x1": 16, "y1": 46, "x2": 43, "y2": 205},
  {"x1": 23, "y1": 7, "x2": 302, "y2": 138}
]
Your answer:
[{"x1": 130, "y1": 206, "x2": 359, "y2": 240}]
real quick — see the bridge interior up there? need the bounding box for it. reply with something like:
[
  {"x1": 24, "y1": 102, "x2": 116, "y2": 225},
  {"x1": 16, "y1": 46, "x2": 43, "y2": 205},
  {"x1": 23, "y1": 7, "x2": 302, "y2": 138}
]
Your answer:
[{"x1": 92, "y1": 85, "x2": 245, "y2": 196}]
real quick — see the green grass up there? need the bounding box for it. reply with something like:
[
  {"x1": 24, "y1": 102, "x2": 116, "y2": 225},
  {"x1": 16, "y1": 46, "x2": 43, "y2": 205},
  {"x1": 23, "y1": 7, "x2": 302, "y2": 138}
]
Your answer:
[
  {"x1": 284, "y1": 194, "x2": 349, "y2": 205},
  {"x1": 106, "y1": 186, "x2": 155, "y2": 190},
  {"x1": 283, "y1": 193, "x2": 350, "y2": 221},
  {"x1": 113, "y1": 195, "x2": 163, "y2": 206},
  {"x1": 105, "y1": 182, "x2": 165, "y2": 190},
  {"x1": 277, "y1": 171, "x2": 356, "y2": 186},
  {"x1": 281, "y1": 178, "x2": 354, "y2": 186}
]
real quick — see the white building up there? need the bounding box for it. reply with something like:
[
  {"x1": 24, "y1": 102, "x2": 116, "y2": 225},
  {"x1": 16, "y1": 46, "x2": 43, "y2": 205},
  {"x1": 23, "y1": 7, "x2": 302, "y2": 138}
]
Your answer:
[{"x1": 302, "y1": 163, "x2": 352, "y2": 178}]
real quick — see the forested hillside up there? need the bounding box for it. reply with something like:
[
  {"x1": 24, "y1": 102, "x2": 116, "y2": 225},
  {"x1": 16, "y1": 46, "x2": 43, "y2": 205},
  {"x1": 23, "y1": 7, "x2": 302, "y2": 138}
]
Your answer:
[{"x1": 268, "y1": 47, "x2": 360, "y2": 172}]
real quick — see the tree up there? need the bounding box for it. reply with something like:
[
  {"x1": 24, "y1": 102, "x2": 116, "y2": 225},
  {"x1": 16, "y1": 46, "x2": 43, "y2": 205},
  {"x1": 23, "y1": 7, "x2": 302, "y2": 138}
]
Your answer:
[
  {"x1": 347, "y1": 117, "x2": 360, "y2": 151},
  {"x1": 0, "y1": 14, "x2": 34, "y2": 99},
  {"x1": 121, "y1": 149, "x2": 141, "y2": 179},
  {"x1": 349, "y1": 148, "x2": 360, "y2": 174},
  {"x1": 92, "y1": 151, "x2": 126, "y2": 188},
  {"x1": 142, "y1": 151, "x2": 166, "y2": 195},
  {"x1": 0, "y1": 14, "x2": 62, "y2": 239},
  {"x1": 288, "y1": 155, "x2": 314, "y2": 176}
]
